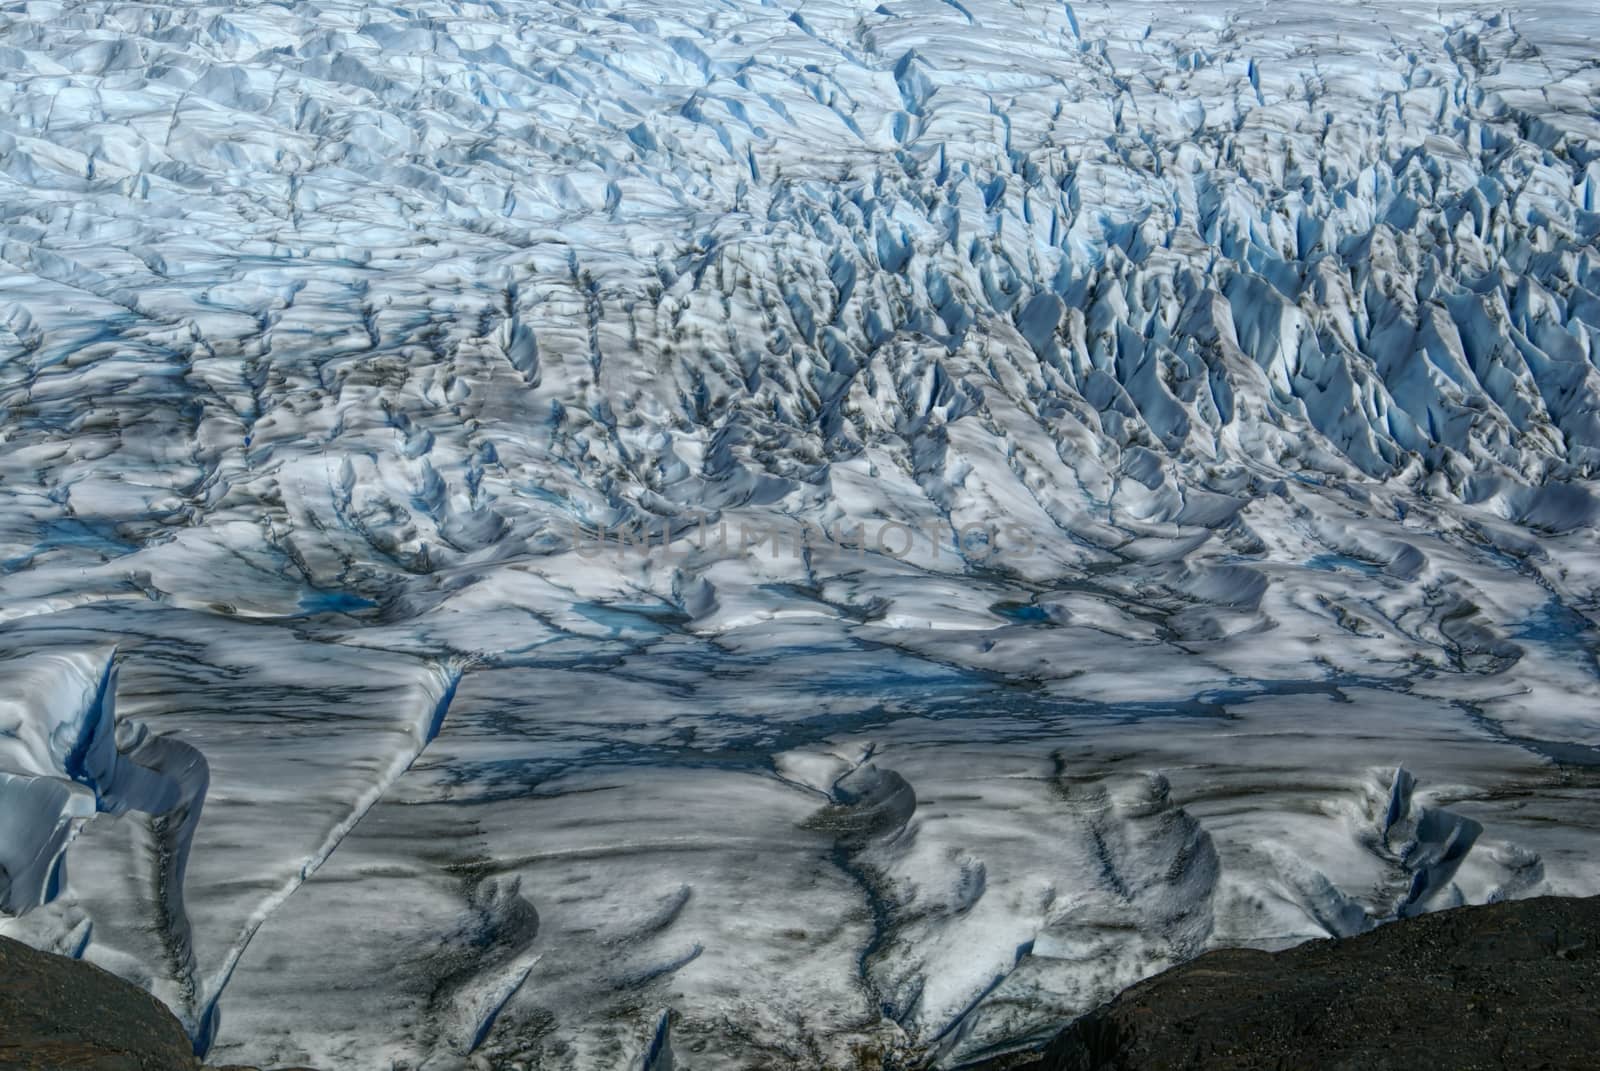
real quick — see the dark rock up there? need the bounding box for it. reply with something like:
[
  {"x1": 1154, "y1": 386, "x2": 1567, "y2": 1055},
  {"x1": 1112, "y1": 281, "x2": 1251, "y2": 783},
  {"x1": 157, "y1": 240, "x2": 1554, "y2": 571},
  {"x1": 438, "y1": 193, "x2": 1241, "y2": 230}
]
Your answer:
[
  {"x1": 977, "y1": 895, "x2": 1600, "y2": 1071},
  {"x1": 0, "y1": 936, "x2": 313, "y2": 1071},
  {"x1": 0, "y1": 934, "x2": 199, "y2": 1071},
  {"x1": 7, "y1": 898, "x2": 1597, "y2": 1071}
]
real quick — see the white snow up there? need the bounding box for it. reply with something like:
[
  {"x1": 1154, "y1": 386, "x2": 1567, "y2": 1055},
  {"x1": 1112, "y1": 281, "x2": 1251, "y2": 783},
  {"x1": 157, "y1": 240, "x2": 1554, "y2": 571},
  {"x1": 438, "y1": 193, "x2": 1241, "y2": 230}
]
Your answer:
[{"x1": 2, "y1": 0, "x2": 1600, "y2": 1067}]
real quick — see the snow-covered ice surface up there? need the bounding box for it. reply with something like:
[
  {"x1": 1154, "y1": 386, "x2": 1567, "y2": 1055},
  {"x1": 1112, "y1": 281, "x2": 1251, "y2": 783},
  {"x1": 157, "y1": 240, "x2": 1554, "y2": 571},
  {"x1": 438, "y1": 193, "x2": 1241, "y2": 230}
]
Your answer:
[{"x1": 3, "y1": 0, "x2": 1600, "y2": 1066}]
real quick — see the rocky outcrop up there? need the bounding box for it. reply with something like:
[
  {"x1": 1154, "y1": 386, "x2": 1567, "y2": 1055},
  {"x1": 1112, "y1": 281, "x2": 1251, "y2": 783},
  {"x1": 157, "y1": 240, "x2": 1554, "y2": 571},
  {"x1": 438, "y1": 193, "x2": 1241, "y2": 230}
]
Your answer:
[
  {"x1": 980, "y1": 895, "x2": 1599, "y2": 1071},
  {"x1": 0, "y1": 935, "x2": 310, "y2": 1071},
  {"x1": 6, "y1": 897, "x2": 1599, "y2": 1070}
]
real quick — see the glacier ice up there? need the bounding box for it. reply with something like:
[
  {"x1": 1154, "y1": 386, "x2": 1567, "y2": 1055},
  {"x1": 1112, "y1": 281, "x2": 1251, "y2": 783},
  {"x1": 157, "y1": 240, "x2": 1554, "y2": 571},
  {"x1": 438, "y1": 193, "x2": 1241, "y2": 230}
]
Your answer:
[{"x1": 2, "y1": 0, "x2": 1600, "y2": 1067}]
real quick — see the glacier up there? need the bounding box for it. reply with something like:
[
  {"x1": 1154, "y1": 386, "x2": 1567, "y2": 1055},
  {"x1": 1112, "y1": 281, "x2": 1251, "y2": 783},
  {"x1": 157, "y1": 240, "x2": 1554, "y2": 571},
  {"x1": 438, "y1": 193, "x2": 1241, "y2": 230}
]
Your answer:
[{"x1": 1, "y1": 0, "x2": 1599, "y2": 1067}]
